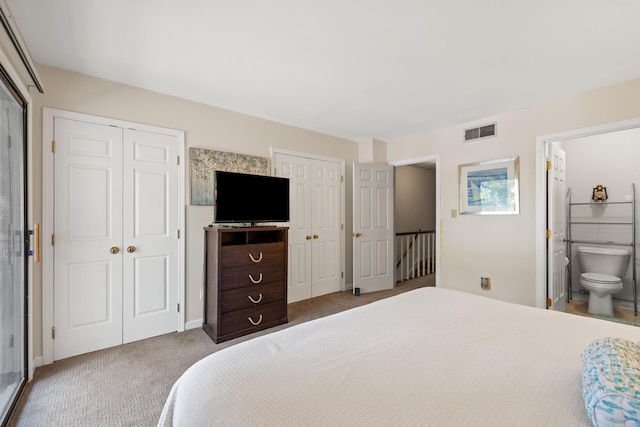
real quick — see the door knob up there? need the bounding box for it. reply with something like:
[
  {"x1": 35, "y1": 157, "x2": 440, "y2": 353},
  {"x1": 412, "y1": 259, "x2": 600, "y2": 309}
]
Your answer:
[
  {"x1": 110, "y1": 247, "x2": 120, "y2": 254},
  {"x1": 353, "y1": 233, "x2": 362, "y2": 237},
  {"x1": 313, "y1": 234, "x2": 319, "y2": 239},
  {"x1": 306, "y1": 235, "x2": 312, "y2": 240},
  {"x1": 127, "y1": 246, "x2": 136, "y2": 253}
]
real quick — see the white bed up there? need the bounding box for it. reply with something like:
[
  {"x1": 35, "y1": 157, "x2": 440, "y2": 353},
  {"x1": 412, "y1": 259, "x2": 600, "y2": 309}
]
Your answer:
[{"x1": 158, "y1": 287, "x2": 640, "y2": 426}]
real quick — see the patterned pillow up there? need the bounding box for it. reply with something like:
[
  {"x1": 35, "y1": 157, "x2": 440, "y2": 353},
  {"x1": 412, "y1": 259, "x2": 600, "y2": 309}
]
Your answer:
[{"x1": 581, "y1": 337, "x2": 640, "y2": 426}]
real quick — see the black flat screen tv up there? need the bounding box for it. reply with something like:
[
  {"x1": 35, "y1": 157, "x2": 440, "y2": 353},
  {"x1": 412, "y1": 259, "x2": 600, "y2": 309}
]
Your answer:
[{"x1": 214, "y1": 171, "x2": 290, "y2": 225}]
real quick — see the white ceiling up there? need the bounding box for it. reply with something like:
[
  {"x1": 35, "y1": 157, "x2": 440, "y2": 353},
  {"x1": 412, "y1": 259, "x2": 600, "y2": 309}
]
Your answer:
[{"x1": 7, "y1": 1, "x2": 640, "y2": 142}]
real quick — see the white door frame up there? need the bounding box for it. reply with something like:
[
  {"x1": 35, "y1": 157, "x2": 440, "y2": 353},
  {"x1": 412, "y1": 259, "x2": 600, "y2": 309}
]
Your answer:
[
  {"x1": 389, "y1": 154, "x2": 441, "y2": 288},
  {"x1": 270, "y1": 147, "x2": 346, "y2": 292},
  {"x1": 41, "y1": 108, "x2": 186, "y2": 365},
  {"x1": 535, "y1": 117, "x2": 640, "y2": 309}
]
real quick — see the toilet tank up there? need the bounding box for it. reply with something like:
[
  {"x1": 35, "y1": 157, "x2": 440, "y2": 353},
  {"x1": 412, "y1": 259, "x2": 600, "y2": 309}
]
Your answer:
[{"x1": 577, "y1": 246, "x2": 631, "y2": 277}]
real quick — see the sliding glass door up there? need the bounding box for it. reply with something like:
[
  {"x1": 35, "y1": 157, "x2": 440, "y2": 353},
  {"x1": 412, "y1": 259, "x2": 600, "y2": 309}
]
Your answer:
[{"x1": 0, "y1": 66, "x2": 26, "y2": 423}]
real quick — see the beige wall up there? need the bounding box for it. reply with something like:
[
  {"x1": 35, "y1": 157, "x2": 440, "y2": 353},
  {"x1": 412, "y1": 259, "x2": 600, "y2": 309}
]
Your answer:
[
  {"x1": 29, "y1": 64, "x2": 359, "y2": 360},
  {"x1": 21, "y1": 65, "x2": 640, "y2": 360},
  {"x1": 387, "y1": 78, "x2": 640, "y2": 306},
  {"x1": 357, "y1": 138, "x2": 387, "y2": 162}
]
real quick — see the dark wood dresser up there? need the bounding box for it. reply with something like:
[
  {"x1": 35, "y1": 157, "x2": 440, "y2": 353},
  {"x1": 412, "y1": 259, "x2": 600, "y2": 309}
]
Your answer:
[{"x1": 203, "y1": 226, "x2": 288, "y2": 343}]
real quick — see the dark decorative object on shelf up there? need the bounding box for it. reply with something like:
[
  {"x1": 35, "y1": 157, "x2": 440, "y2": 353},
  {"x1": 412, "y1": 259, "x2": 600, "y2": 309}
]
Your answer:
[{"x1": 592, "y1": 185, "x2": 608, "y2": 203}]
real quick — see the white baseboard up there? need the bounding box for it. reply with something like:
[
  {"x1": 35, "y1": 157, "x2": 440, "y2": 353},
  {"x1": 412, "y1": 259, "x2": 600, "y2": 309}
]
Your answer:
[
  {"x1": 185, "y1": 319, "x2": 203, "y2": 330},
  {"x1": 29, "y1": 356, "x2": 42, "y2": 381}
]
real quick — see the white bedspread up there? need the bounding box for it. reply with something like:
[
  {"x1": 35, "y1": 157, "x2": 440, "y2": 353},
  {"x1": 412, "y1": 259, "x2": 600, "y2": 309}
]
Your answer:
[{"x1": 159, "y1": 287, "x2": 640, "y2": 426}]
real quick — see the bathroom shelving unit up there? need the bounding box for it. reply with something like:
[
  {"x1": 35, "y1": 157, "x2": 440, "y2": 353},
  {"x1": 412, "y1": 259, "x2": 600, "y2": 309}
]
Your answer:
[{"x1": 566, "y1": 184, "x2": 637, "y2": 315}]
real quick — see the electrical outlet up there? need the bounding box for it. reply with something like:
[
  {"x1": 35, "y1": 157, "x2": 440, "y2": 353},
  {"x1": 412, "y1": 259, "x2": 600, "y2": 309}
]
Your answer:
[{"x1": 481, "y1": 277, "x2": 491, "y2": 290}]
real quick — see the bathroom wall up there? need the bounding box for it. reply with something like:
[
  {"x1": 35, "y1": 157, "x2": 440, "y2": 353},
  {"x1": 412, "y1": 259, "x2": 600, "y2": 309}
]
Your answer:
[{"x1": 562, "y1": 127, "x2": 640, "y2": 306}]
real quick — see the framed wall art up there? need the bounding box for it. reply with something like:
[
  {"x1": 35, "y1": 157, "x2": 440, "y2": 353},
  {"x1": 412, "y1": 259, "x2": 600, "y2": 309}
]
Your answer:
[
  {"x1": 190, "y1": 148, "x2": 268, "y2": 205},
  {"x1": 458, "y1": 156, "x2": 520, "y2": 215}
]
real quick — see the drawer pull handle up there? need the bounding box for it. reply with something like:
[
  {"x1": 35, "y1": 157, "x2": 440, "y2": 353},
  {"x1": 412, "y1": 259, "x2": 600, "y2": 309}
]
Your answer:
[
  {"x1": 249, "y1": 273, "x2": 263, "y2": 284},
  {"x1": 248, "y1": 293, "x2": 263, "y2": 304},
  {"x1": 249, "y1": 252, "x2": 263, "y2": 263},
  {"x1": 248, "y1": 315, "x2": 263, "y2": 326}
]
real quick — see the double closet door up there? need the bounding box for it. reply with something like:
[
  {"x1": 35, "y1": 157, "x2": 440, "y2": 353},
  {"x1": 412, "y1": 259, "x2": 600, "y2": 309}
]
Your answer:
[
  {"x1": 274, "y1": 152, "x2": 342, "y2": 303},
  {"x1": 53, "y1": 116, "x2": 180, "y2": 360}
]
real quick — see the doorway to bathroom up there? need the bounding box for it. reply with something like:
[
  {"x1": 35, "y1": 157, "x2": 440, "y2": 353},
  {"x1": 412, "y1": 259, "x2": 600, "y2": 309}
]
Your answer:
[{"x1": 538, "y1": 119, "x2": 640, "y2": 322}]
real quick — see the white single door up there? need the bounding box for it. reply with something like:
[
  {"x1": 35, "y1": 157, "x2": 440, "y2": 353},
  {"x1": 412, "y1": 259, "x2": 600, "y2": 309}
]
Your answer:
[
  {"x1": 54, "y1": 118, "x2": 124, "y2": 360},
  {"x1": 122, "y1": 129, "x2": 180, "y2": 342},
  {"x1": 353, "y1": 163, "x2": 394, "y2": 294},
  {"x1": 548, "y1": 144, "x2": 567, "y2": 311},
  {"x1": 274, "y1": 153, "x2": 312, "y2": 302},
  {"x1": 311, "y1": 159, "x2": 341, "y2": 297},
  {"x1": 53, "y1": 118, "x2": 180, "y2": 360}
]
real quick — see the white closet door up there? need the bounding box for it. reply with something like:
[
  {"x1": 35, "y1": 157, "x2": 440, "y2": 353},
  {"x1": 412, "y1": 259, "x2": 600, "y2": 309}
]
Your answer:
[
  {"x1": 311, "y1": 160, "x2": 341, "y2": 297},
  {"x1": 53, "y1": 118, "x2": 180, "y2": 360},
  {"x1": 275, "y1": 153, "x2": 313, "y2": 302},
  {"x1": 53, "y1": 118, "x2": 124, "y2": 360},
  {"x1": 122, "y1": 129, "x2": 180, "y2": 342}
]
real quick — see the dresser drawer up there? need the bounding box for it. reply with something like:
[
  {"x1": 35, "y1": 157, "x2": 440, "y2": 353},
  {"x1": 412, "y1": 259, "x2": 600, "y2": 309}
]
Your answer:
[
  {"x1": 220, "y1": 262, "x2": 285, "y2": 290},
  {"x1": 220, "y1": 281, "x2": 285, "y2": 313},
  {"x1": 219, "y1": 301, "x2": 286, "y2": 336},
  {"x1": 221, "y1": 242, "x2": 285, "y2": 268}
]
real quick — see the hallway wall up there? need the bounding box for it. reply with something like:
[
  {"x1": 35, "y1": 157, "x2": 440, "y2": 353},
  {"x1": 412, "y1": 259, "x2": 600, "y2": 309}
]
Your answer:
[{"x1": 395, "y1": 165, "x2": 436, "y2": 233}]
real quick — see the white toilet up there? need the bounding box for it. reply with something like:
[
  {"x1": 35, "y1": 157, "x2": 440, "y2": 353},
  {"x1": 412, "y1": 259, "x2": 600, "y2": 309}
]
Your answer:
[{"x1": 577, "y1": 246, "x2": 630, "y2": 317}]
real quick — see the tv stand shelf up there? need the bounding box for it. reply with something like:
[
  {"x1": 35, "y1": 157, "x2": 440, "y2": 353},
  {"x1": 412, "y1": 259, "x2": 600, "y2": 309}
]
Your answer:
[
  {"x1": 217, "y1": 228, "x2": 287, "y2": 246},
  {"x1": 203, "y1": 226, "x2": 288, "y2": 343}
]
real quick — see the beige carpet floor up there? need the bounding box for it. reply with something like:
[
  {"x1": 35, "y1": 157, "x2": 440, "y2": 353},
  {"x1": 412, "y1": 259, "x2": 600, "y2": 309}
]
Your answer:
[{"x1": 9, "y1": 276, "x2": 434, "y2": 427}]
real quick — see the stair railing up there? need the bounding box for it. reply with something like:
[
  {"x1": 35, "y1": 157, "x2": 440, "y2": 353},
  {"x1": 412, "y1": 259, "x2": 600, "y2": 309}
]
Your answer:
[{"x1": 395, "y1": 230, "x2": 436, "y2": 282}]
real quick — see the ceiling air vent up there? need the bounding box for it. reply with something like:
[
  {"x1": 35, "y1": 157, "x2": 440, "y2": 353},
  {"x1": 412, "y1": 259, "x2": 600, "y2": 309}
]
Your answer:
[{"x1": 464, "y1": 123, "x2": 496, "y2": 142}]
